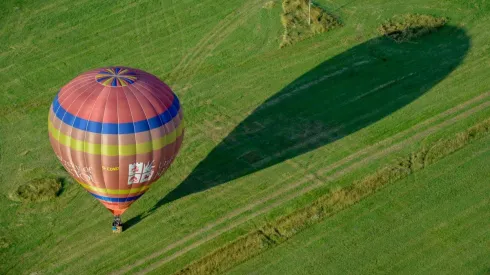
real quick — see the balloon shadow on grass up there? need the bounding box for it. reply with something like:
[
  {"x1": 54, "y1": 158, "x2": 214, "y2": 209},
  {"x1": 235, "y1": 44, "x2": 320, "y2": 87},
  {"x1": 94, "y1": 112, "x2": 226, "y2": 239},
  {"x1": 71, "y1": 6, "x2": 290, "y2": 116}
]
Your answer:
[{"x1": 125, "y1": 26, "x2": 469, "y2": 229}]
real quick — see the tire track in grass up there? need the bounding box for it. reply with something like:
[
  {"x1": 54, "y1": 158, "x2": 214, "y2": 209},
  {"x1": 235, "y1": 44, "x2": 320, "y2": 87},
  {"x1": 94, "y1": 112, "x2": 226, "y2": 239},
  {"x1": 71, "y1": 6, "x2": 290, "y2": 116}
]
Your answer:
[
  {"x1": 171, "y1": 0, "x2": 186, "y2": 61},
  {"x1": 115, "y1": 93, "x2": 490, "y2": 274},
  {"x1": 178, "y1": 4, "x2": 259, "y2": 84},
  {"x1": 167, "y1": 3, "x2": 248, "y2": 82},
  {"x1": 168, "y1": 0, "x2": 263, "y2": 84},
  {"x1": 134, "y1": 4, "x2": 152, "y2": 68},
  {"x1": 421, "y1": 220, "x2": 490, "y2": 273},
  {"x1": 387, "y1": 203, "x2": 489, "y2": 274}
]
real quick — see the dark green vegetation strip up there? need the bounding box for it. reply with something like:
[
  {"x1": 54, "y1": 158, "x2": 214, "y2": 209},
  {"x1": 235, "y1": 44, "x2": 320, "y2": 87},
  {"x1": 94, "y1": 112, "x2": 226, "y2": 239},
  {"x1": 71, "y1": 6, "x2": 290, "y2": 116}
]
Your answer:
[
  {"x1": 174, "y1": 117, "x2": 490, "y2": 275},
  {"x1": 10, "y1": 177, "x2": 62, "y2": 203},
  {"x1": 280, "y1": 0, "x2": 341, "y2": 47},
  {"x1": 378, "y1": 14, "x2": 447, "y2": 43}
]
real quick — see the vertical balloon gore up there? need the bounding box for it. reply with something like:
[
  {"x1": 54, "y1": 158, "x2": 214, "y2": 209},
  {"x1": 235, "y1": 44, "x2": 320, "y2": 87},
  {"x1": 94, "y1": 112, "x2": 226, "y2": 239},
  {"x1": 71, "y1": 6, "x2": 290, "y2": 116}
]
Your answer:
[{"x1": 48, "y1": 66, "x2": 184, "y2": 216}]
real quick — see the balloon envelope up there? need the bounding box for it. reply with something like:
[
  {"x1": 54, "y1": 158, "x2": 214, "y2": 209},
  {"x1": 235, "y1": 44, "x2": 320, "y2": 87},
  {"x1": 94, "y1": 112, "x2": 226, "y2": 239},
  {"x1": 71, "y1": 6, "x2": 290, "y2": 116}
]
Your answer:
[{"x1": 48, "y1": 67, "x2": 184, "y2": 215}]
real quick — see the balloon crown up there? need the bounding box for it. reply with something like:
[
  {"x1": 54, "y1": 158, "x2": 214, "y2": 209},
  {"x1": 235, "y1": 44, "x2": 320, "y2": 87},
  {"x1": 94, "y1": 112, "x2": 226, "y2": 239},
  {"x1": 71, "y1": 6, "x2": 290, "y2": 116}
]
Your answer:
[{"x1": 95, "y1": 67, "x2": 137, "y2": 87}]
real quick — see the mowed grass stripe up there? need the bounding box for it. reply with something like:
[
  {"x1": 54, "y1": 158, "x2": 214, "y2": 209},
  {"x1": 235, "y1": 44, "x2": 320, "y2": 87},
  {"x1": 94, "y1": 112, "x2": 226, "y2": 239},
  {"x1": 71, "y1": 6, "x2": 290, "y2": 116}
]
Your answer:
[
  {"x1": 168, "y1": 0, "x2": 263, "y2": 82},
  {"x1": 176, "y1": 1, "x2": 265, "y2": 84}
]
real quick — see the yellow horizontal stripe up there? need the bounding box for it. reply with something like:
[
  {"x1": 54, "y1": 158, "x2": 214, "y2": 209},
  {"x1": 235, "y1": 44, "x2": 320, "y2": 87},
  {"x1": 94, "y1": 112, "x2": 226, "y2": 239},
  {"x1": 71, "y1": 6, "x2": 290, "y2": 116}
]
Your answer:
[
  {"x1": 76, "y1": 179, "x2": 151, "y2": 195},
  {"x1": 48, "y1": 119, "x2": 184, "y2": 156}
]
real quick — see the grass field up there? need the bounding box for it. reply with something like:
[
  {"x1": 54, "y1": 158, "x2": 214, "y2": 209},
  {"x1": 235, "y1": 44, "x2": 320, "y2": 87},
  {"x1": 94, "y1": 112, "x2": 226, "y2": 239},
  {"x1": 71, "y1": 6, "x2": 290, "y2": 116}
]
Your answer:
[
  {"x1": 227, "y1": 133, "x2": 490, "y2": 275},
  {"x1": 1, "y1": 0, "x2": 490, "y2": 274}
]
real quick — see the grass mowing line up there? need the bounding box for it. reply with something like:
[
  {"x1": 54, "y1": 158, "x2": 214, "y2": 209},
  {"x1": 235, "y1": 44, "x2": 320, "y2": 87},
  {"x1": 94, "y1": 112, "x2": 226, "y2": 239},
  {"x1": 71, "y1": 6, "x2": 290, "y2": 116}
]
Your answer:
[
  {"x1": 298, "y1": 163, "x2": 433, "y2": 250},
  {"x1": 240, "y1": 171, "x2": 466, "y2": 274},
  {"x1": 167, "y1": 0, "x2": 262, "y2": 83},
  {"x1": 387, "y1": 199, "x2": 489, "y2": 273},
  {"x1": 170, "y1": 0, "x2": 259, "y2": 78},
  {"x1": 119, "y1": 94, "x2": 490, "y2": 274},
  {"x1": 171, "y1": 0, "x2": 186, "y2": 61},
  {"x1": 417, "y1": 211, "x2": 490, "y2": 273},
  {"x1": 173, "y1": 0, "x2": 264, "y2": 85},
  {"x1": 180, "y1": 0, "x2": 275, "y2": 84},
  {"x1": 1, "y1": 8, "x2": 249, "y2": 117},
  {"x1": 133, "y1": 4, "x2": 153, "y2": 69},
  {"x1": 171, "y1": 110, "x2": 490, "y2": 275},
  {"x1": 10, "y1": 0, "x2": 209, "y2": 55},
  {"x1": 188, "y1": 35, "x2": 351, "y2": 94},
  {"x1": 166, "y1": 9, "x2": 235, "y2": 82}
]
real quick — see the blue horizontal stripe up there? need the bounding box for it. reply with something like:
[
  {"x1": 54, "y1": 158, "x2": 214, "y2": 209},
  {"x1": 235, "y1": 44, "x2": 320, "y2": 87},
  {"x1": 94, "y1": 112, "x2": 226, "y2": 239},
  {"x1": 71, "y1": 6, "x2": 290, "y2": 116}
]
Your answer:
[
  {"x1": 52, "y1": 92, "x2": 180, "y2": 134},
  {"x1": 90, "y1": 192, "x2": 143, "y2": 202}
]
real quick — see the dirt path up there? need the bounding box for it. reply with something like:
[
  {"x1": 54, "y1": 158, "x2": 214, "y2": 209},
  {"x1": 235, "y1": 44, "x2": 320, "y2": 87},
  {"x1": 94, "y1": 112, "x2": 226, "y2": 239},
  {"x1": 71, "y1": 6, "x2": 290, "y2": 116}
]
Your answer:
[{"x1": 114, "y1": 93, "x2": 490, "y2": 274}]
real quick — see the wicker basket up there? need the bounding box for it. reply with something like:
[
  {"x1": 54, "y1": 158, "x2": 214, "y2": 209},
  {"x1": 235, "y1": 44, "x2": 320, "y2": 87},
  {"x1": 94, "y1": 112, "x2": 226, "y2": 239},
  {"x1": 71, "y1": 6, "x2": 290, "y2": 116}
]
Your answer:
[{"x1": 113, "y1": 225, "x2": 123, "y2": 233}]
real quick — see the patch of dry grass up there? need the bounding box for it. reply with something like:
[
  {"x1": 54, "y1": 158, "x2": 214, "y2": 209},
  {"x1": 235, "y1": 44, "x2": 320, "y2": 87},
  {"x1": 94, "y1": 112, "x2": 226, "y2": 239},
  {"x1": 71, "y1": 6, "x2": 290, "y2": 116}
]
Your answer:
[
  {"x1": 263, "y1": 1, "x2": 276, "y2": 9},
  {"x1": 10, "y1": 177, "x2": 62, "y2": 203},
  {"x1": 280, "y1": 0, "x2": 341, "y2": 47},
  {"x1": 378, "y1": 14, "x2": 447, "y2": 42}
]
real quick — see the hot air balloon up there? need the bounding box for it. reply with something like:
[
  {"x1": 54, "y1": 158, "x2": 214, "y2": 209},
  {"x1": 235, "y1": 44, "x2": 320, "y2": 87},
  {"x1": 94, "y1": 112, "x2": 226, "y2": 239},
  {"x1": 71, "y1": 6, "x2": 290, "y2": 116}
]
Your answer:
[{"x1": 48, "y1": 67, "x2": 184, "y2": 232}]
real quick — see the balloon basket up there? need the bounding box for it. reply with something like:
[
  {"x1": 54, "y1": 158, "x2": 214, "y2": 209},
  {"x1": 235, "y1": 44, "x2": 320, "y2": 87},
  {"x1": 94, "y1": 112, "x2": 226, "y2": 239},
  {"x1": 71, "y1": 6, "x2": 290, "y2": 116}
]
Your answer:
[
  {"x1": 112, "y1": 225, "x2": 123, "y2": 233},
  {"x1": 112, "y1": 215, "x2": 123, "y2": 233}
]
